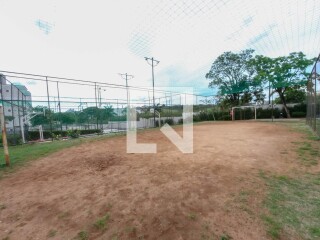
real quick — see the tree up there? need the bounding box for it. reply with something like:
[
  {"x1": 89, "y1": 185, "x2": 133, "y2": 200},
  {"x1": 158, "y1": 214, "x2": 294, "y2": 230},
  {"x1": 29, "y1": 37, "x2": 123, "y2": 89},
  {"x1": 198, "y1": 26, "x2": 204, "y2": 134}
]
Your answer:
[
  {"x1": 253, "y1": 52, "x2": 313, "y2": 118},
  {"x1": 101, "y1": 105, "x2": 116, "y2": 122},
  {"x1": 274, "y1": 86, "x2": 306, "y2": 104},
  {"x1": 76, "y1": 111, "x2": 89, "y2": 124},
  {"x1": 30, "y1": 106, "x2": 52, "y2": 126},
  {"x1": 60, "y1": 112, "x2": 76, "y2": 128},
  {"x1": 206, "y1": 49, "x2": 264, "y2": 107},
  {"x1": 82, "y1": 107, "x2": 99, "y2": 123}
]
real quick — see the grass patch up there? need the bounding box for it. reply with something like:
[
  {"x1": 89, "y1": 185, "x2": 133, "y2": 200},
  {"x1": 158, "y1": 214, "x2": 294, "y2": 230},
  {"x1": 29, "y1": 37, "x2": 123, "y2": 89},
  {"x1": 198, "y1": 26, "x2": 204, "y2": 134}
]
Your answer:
[
  {"x1": 94, "y1": 213, "x2": 110, "y2": 231},
  {"x1": 0, "y1": 133, "x2": 124, "y2": 178},
  {"x1": 279, "y1": 121, "x2": 320, "y2": 166},
  {"x1": 220, "y1": 233, "x2": 232, "y2": 240},
  {"x1": 57, "y1": 211, "x2": 70, "y2": 219},
  {"x1": 297, "y1": 142, "x2": 319, "y2": 166},
  {"x1": 261, "y1": 121, "x2": 320, "y2": 239},
  {"x1": 261, "y1": 173, "x2": 320, "y2": 239},
  {"x1": 188, "y1": 213, "x2": 197, "y2": 220},
  {"x1": 74, "y1": 231, "x2": 88, "y2": 240},
  {"x1": 47, "y1": 229, "x2": 57, "y2": 238}
]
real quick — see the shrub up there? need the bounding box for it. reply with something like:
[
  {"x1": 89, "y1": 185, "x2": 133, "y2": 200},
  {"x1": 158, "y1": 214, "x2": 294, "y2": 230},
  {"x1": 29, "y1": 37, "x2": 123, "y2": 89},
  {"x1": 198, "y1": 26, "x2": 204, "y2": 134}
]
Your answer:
[
  {"x1": 52, "y1": 133, "x2": 62, "y2": 141},
  {"x1": 291, "y1": 112, "x2": 306, "y2": 118},
  {"x1": 0, "y1": 134, "x2": 23, "y2": 146},
  {"x1": 67, "y1": 129, "x2": 80, "y2": 138},
  {"x1": 164, "y1": 118, "x2": 174, "y2": 125},
  {"x1": 155, "y1": 120, "x2": 164, "y2": 127},
  {"x1": 27, "y1": 129, "x2": 102, "y2": 141}
]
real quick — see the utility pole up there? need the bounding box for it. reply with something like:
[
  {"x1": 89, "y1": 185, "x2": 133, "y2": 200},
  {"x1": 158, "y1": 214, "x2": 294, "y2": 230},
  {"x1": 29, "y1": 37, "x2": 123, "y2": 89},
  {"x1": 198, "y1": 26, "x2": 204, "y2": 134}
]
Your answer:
[
  {"x1": 145, "y1": 57, "x2": 160, "y2": 127},
  {"x1": 118, "y1": 73, "x2": 134, "y2": 109}
]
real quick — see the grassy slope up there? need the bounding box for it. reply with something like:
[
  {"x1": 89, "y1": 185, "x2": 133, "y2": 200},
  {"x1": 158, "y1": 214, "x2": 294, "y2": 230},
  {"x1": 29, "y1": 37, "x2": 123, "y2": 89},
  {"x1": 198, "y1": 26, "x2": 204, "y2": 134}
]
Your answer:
[{"x1": 261, "y1": 121, "x2": 320, "y2": 239}]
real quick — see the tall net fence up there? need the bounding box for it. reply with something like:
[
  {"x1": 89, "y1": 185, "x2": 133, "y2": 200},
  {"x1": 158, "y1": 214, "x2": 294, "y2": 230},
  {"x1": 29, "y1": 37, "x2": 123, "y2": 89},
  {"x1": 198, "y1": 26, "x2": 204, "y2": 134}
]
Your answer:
[
  {"x1": 0, "y1": 71, "x2": 213, "y2": 145},
  {"x1": 306, "y1": 54, "x2": 320, "y2": 136}
]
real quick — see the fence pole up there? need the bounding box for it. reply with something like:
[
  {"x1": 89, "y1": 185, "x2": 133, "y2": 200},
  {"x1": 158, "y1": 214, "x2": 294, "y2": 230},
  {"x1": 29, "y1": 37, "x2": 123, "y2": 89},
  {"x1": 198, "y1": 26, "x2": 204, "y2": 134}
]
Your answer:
[
  {"x1": 45, "y1": 76, "x2": 53, "y2": 141},
  {"x1": 0, "y1": 106, "x2": 10, "y2": 166},
  {"x1": 117, "y1": 99, "x2": 119, "y2": 131},
  {"x1": 94, "y1": 83, "x2": 99, "y2": 130},
  {"x1": 10, "y1": 82, "x2": 16, "y2": 144},
  {"x1": 17, "y1": 87, "x2": 21, "y2": 141},
  {"x1": 314, "y1": 62, "x2": 317, "y2": 132},
  {"x1": 22, "y1": 93, "x2": 26, "y2": 141},
  {"x1": 56, "y1": 81, "x2": 63, "y2": 132}
]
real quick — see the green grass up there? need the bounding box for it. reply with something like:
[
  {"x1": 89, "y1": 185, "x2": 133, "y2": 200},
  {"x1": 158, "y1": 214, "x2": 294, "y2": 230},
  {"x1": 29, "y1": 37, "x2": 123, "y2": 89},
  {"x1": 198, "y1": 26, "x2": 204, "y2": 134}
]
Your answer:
[
  {"x1": 74, "y1": 231, "x2": 88, "y2": 240},
  {"x1": 187, "y1": 213, "x2": 197, "y2": 220},
  {"x1": 297, "y1": 141, "x2": 320, "y2": 166},
  {"x1": 47, "y1": 229, "x2": 57, "y2": 238},
  {"x1": 261, "y1": 173, "x2": 320, "y2": 239},
  {"x1": 277, "y1": 121, "x2": 320, "y2": 166},
  {"x1": 220, "y1": 234, "x2": 232, "y2": 240},
  {"x1": 261, "y1": 121, "x2": 320, "y2": 239},
  {"x1": 93, "y1": 213, "x2": 110, "y2": 231},
  {"x1": 0, "y1": 133, "x2": 124, "y2": 178}
]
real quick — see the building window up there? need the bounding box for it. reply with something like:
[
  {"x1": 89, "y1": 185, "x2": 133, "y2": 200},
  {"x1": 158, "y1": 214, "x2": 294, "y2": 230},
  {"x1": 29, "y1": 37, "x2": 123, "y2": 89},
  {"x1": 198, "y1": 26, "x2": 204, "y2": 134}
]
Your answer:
[
  {"x1": 6, "y1": 90, "x2": 9, "y2": 92},
  {"x1": 8, "y1": 109, "x2": 11, "y2": 112}
]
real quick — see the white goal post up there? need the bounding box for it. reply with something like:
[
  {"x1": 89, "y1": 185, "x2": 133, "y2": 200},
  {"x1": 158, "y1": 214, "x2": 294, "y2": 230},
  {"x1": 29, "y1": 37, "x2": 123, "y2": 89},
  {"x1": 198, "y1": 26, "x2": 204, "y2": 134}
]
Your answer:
[{"x1": 231, "y1": 106, "x2": 257, "y2": 121}]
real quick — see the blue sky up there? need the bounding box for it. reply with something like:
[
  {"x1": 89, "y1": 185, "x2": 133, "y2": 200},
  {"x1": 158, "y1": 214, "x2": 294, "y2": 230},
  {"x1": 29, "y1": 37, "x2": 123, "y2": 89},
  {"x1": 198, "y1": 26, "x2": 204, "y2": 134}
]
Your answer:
[{"x1": 0, "y1": 0, "x2": 319, "y2": 104}]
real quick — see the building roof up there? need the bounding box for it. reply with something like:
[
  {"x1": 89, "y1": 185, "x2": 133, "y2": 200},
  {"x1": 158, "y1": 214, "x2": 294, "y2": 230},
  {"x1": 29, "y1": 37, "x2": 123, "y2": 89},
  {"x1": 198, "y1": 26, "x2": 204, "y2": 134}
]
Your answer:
[{"x1": 13, "y1": 84, "x2": 31, "y2": 96}]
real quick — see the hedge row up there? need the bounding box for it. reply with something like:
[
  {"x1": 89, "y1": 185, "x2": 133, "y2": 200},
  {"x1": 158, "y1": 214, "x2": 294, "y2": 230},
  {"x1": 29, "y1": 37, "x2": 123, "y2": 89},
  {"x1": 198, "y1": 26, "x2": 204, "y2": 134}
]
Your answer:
[{"x1": 27, "y1": 129, "x2": 102, "y2": 141}]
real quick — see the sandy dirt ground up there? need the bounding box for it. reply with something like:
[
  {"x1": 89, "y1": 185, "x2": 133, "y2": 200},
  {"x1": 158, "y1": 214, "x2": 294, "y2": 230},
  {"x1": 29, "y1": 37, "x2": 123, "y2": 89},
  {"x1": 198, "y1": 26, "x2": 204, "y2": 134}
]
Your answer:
[{"x1": 0, "y1": 122, "x2": 302, "y2": 240}]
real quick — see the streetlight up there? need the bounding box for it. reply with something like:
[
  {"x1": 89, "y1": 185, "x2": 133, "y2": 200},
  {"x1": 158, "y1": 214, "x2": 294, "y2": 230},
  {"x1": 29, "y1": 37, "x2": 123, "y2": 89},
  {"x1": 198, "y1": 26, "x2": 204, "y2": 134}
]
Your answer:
[
  {"x1": 145, "y1": 57, "x2": 160, "y2": 127},
  {"x1": 98, "y1": 87, "x2": 106, "y2": 108}
]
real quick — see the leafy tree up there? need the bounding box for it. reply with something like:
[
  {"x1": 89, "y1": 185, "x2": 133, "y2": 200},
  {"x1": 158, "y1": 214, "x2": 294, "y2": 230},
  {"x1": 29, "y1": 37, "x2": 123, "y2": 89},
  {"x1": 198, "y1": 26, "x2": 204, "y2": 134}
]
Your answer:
[
  {"x1": 274, "y1": 86, "x2": 306, "y2": 104},
  {"x1": 30, "y1": 106, "x2": 52, "y2": 126},
  {"x1": 206, "y1": 49, "x2": 264, "y2": 107},
  {"x1": 252, "y1": 52, "x2": 313, "y2": 117},
  {"x1": 76, "y1": 111, "x2": 89, "y2": 124},
  {"x1": 154, "y1": 103, "x2": 162, "y2": 113},
  {"x1": 60, "y1": 112, "x2": 76, "y2": 128},
  {"x1": 100, "y1": 105, "x2": 116, "y2": 122},
  {"x1": 82, "y1": 107, "x2": 99, "y2": 122}
]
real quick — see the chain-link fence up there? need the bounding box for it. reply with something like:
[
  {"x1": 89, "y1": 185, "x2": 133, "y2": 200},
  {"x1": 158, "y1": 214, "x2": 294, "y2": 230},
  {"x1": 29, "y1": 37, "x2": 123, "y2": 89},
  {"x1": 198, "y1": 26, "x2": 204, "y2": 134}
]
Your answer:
[
  {"x1": 0, "y1": 71, "x2": 213, "y2": 145},
  {"x1": 306, "y1": 54, "x2": 320, "y2": 136}
]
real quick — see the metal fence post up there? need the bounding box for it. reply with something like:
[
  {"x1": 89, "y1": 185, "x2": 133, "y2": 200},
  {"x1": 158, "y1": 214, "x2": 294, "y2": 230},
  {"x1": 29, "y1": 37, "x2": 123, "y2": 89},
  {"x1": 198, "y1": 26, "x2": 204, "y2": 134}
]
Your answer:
[
  {"x1": 56, "y1": 81, "x2": 63, "y2": 132},
  {"x1": 10, "y1": 82, "x2": 16, "y2": 144},
  {"x1": 46, "y1": 76, "x2": 53, "y2": 141}
]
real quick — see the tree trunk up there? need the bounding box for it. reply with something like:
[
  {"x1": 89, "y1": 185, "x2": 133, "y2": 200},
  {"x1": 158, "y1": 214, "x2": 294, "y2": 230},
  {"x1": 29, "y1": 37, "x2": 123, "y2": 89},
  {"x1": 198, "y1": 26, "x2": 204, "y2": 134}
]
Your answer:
[{"x1": 278, "y1": 90, "x2": 291, "y2": 118}]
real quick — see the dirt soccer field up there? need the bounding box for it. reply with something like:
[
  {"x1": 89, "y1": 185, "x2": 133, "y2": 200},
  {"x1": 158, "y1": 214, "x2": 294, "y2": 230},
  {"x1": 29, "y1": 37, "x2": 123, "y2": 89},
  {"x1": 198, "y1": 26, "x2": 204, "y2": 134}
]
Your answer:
[{"x1": 0, "y1": 122, "x2": 310, "y2": 239}]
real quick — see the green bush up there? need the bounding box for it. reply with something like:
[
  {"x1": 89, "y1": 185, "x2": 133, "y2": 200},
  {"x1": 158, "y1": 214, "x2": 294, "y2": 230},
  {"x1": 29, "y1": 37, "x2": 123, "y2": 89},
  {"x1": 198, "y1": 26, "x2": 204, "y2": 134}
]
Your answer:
[
  {"x1": 0, "y1": 134, "x2": 23, "y2": 146},
  {"x1": 291, "y1": 112, "x2": 306, "y2": 118},
  {"x1": 164, "y1": 118, "x2": 174, "y2": 125},
  {"x1": 67, "y1": 129, "x2": 80, "y2": 138},
  {"x1": 27, "y1": 129, "x2": 102, "y2": 141},
  {"x1": 52, "y1": 133, "x2": 62, "y2": 140},
  {"x1": 155, "y1": 120, "x2": 164, "y2": 127},
  {"x1": 193, "y1": 111, "x2": 231, "y2": 121}
]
